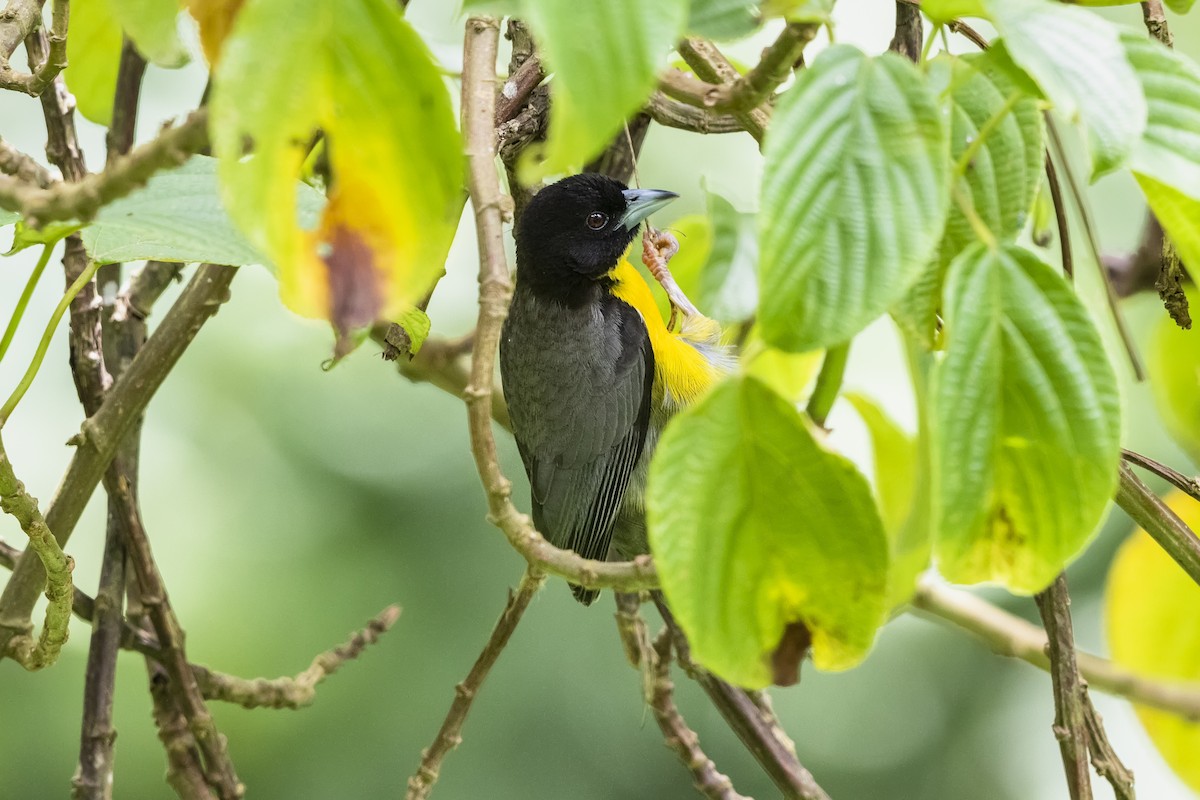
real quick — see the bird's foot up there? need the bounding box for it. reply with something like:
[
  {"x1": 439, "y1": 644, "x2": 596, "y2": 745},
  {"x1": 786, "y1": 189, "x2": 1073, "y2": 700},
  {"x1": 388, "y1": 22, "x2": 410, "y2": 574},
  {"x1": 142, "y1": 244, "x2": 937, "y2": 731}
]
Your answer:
[{"x1": 642, "y1": 227, "x2": 699, "y2": 331}]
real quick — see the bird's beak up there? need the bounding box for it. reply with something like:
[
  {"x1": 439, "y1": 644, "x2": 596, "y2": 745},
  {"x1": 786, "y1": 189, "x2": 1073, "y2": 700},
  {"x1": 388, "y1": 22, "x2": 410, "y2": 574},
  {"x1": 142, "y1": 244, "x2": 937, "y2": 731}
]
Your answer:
[{"x1": 620, "y1": 188, "x2": 679, "y2": 230}]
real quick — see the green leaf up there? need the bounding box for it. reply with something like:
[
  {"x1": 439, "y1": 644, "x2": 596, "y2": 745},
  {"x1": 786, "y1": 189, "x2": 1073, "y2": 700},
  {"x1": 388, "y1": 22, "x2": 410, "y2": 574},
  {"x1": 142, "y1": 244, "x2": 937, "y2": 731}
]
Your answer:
[
  {"x1": 0, "y1": 210, "x2": 19, "y2": 228},
  {"x1": 761, "y1": 0, "x2": 834, "y2": 22},
  {"x1": 64, "y1": 0, "x2": 123, "y2": 126},
  {"x1": 988, "y1": 0, "x2": 1145, "y2": 178},
  {"x1": 81, "y1": 155, "x2": 324, "y2": 267},
  {"x1": 1123, "y1": 33, "x2": 1200, "y2": 199},
  {"x1": 846, "y1": 389, "x2": 933, "y2": 609},
  {"x1": 523, "y1": 0, "x2": 688, "y2": 175},
  {"x1": 696, "y1": 192, "x2": 757, "y2": 323},
  {"x1": 647, "y1": 375, "x2": 889, "y2": 687},
  {"x1": 394, "y1": 307, "x2": 431, "y2": 355},
  {"x1": 1166, "y1": 0, "x2": 1196, "y2": 10},
  {"x1": 933, "y1": 243, "x2": 1121, "y2": 593},
  {"x1": 3, "y1": 220, "x2": 83, "y2": 256},
  {"x1": 741, "y1": 332, "x2": 823, "y2": 403},
  {"x1": 759, "y1": 46, "x2": 949, "y2": 353},
  {"x1": 921, "y1": 0, "x2": 986, "y2": 22},
  {"x1": 1148, "y1": 286, "x2": 1200, "y2": 466},
  {"x1": 212, "y1": 0, "x2": 462, "y2": 343},
  {"x1": 1107, "y1": 489, "x2": 1200, "y2": 793},
  {"x1": 1136, "y1": 175, "x2": 1200, "y2": 297},
  {"x1": 895, "y1": 51, "x2": 1044, "y2": 345},
  {"x1": 687, "y1": 0, "x2": 760, "y2": 39},
  {"x1": 111, "y1": 0, "x2": 189, "y2": 67}
]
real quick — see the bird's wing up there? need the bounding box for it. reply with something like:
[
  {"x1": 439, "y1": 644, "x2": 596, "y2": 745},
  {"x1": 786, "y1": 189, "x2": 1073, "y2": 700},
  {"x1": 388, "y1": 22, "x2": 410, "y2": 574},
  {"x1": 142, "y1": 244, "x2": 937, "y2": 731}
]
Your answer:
[{"x1": 505, "y1": 298, "x2": 654, "y2": 566}]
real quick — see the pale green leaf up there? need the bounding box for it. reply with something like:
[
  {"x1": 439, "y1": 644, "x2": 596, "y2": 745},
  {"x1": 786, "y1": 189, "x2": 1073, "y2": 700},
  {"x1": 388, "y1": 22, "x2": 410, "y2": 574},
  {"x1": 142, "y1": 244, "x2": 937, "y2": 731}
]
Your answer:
[
  {"x1": 687, "y1": 0, "x2": 760, "y2": 39},
  {"x1": 1107, "y1": 490, "x2": 1200, "y2": 793},
  {"x1": 213, "y1": 0, "x2": 462, "y2": 341},
  {"x1": 741, "y1": 332, "x2": 823, "y2": 403},
  {"x1": 697, "y1": 192, "x2": 757, "y2": 323},
  {"x1": 759, "y1": 46, "x2": 949, "y2": 353},
  {"x1": 1166, "y1": 0, "x2": 1196, "y2": 10},
  {"x1": 64, "y1": 0, "x2": 123, "y2": 126},
  {"x1": 395, "y1": 307, "x2": 431, "y2": 355},
  {"x1": 988, "y1": 0, "x2": 1145, "y2": 178},
  {"x1": 111, "y1": 0, "x2": 189, "y2": 67},
  {"x1": 524, "y1": 0, "x2": 688, "y2": 175},
  {"x1": 647, "y1": 375, "x2": 889, "y2": 687},
  {"x1": 81, "y1": 155, "x2": 324, "y2": 267},
  {"x1": 1123, "y1": 33, "x2": 1200, "y2": 199},
  {"x1": 921, "y1": 0, "x2": 986, "y2": 22},
  {"x1": 762, "y1": 0, "x2": 834, "y2": 22},
  {"x1": 3, "y1": 220, "x2": 83, "y2": 256},
  {"x1": 895, "y1": 51, "x2": 1044, "y2": 345},
  {"x1": 0, "y1": 210, "x2": 19, "y2": 228},
  {"x1": 933, "y1": 243, "x2": 1121, "y2": 593}
]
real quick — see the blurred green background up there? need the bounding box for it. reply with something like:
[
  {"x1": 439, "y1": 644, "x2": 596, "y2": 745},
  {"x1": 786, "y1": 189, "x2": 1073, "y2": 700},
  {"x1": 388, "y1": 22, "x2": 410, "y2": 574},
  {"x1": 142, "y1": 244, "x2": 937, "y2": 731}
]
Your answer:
[{"x1": 2, "y1": 2, "x2": 1198, "y2": 798}]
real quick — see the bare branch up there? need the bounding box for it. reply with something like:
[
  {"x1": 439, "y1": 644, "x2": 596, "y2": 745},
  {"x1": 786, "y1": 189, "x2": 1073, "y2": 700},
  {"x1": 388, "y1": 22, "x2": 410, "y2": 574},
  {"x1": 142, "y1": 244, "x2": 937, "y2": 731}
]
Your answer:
[
  {"x1": 0, "y1": 0, "x2": 66, "y2": 94},
  {"x1": 192, "y1": 606, "x2": 401, "y2": 709},
  {"x1": 0, "y1": 137, "x2": 53, "y2": 185},
  {"x1": 1082, "y1": 694, "x2": 1136, "y2": 800},
  {"x1": 494, "y1": 53, "x2": 543, "y2": 126},
  {"x1": 0, "y1": 110, "x2": 210, "y2": 227},
  {"x1": 1115, "y1": 463, "x2": 1200, "y2": 588},
  {"x1": 148, "y1": 666, "x2": 218, "y2": 800},
  {"x1": 1121, "y1": 449, "x2": 1200, "y2": 504},
  {"x1": 675, "y1": 38, "x2": 771, "y2": 142},
  {"x1": 406, "y1": 568, "x2": 544, "y2": 800},
  {"x1": 615, "y1": 595, "x2": 748, "y2": 800},
  {"x1": 647, "y1": 93, "x2": 742, "y2": 134},
  {"x1": 1034, "y1": 575, "x2": 1095, "y2": 800},
  {"x1": 889, "y1": 1, "x2": 923, "y2": 62},
  {"x1": 0, "y1": 0, "x2": 43, "y2": 62},
  {"x1": 911, "y1": 576, "x2": 1200, "y2": 721}
]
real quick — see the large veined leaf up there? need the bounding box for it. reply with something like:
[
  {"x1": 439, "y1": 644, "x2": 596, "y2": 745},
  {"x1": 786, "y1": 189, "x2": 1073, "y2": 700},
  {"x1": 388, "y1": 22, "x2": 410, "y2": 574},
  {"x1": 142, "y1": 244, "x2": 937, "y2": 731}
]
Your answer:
[
  {"x1": 1106, "y1": 489, "x2": 1200, "y2": 793},
  {"x1": 80, "y1": 155, "x2": 324, "y2": 267},
  {"x1": 64, "y1": 0, "x2": 124, "y2": 126},
  {"x1": 933, "y1": 244, "x2": 1120, "y2": 593},
  {"x1": 647, "y1": 375, "x2": 889, "y2": 687},
  {"x1": 759, "y1": 46, "x2": 949, "y2": 353},
  {"x1": 523, "y1": 0, "x2": 688, "y2": 175},
  {"x1": 212, "y1": 0, "x2": 462, "y2": 348},
  {"x1": 987, "y1": 0, "x2": 1144, "y2": 178},
  {"x1": 895, "y1": 51, "x2": 1045, "y2": 345}
]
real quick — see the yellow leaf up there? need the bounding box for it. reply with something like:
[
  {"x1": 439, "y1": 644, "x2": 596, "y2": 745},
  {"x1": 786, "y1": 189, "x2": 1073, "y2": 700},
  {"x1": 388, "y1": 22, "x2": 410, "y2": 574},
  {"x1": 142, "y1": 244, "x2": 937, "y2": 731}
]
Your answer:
[
  {"x1": 185, "y1": 0, "x2": 245, "y2": 64},
  {"x1": 1106, "y1": 489, "x2": 1200, "y2": 793}
]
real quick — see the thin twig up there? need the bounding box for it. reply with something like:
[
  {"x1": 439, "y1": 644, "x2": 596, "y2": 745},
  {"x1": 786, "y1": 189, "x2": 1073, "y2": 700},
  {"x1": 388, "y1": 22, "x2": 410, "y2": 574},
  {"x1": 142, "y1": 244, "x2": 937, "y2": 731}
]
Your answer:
[
  {"x1": 910, "y1": 576, "x2": 1200, "y2": 720},
  {"x1": 1121, "y1": 449, "x2": 1200, "y2": 503},
  {"x1": 1034, "y1": 575, "x2": 1094, "y2": 800},
  {"x1": 191, "y1": 606, "x2": 401, "y2": 709},
  {"x1": 1115, "y1": 463, "x2": 1200, "y2": 588},
  {"x1": 1082, "y1": 694, "x2": 1136, "y2": 800},
  {"x1": 1046, "y1": 154, "x2": 1074, "y2": 280},
  {"x1": 148, "y1": 667, "x2": 217, "y2": 800},
  {"x1": 0, "y1": 110, "x2": 210, "y2": 227},
  {"x1": 494, "y1": 53, "x2": 543, "y2": 125},
  {"x1": 459, "y1": 15, "x2": 658, "y2": 593},
  {"x1": 614, "y1": 594, "x2": 748, "y2": 800},
  {"x1": 405, "y1": 568, "x2": 544, "y2": 800}
]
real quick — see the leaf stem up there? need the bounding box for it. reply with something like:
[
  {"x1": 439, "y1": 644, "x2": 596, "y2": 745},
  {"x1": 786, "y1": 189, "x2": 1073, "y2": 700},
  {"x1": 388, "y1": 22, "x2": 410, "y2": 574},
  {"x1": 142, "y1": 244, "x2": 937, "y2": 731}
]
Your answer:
[
  {"x1": 805, "y1": 342, "x2": 850, "y2": 428},
  {"x1": 0, "y1": 241, "x2": 55, "y2": 364},
  {"x1": 0, "y1": 257, "x2": 99, "y2": 426},
  {"x1": 1115, "y1": 463, "x2": 1200, "y2": 588}
]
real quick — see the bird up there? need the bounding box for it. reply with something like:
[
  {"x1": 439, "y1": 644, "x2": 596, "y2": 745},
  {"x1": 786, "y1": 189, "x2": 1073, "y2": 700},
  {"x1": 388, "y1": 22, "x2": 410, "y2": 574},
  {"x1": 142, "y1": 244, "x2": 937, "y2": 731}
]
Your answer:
[{"x1": 499, "y1": 173, "x2": 730, "y2": 604}]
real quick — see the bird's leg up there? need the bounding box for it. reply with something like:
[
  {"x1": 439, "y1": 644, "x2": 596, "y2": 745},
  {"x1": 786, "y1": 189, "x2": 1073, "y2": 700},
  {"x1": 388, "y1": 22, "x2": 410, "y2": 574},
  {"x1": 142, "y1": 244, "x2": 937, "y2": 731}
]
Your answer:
[{"x1": 643, "y1": 226, "x2": 700, "y2": 332}]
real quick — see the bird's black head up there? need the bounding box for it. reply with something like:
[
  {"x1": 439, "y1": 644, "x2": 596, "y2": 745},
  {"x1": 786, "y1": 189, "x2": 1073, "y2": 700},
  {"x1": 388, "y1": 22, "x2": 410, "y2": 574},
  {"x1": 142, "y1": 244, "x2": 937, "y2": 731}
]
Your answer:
[{"x1": 514, "y1": 173, "x2": 677, "y2": 306}]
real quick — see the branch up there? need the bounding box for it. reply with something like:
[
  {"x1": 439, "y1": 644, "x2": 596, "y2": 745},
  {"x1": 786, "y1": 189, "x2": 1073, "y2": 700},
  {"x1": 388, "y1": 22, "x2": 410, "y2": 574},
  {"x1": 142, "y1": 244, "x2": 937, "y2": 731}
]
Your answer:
[
  {"x1": 0, "y1": 264, "x2": 236, "y2": 664},
  {"x1": 192, "y1": 606, "x2": 400, "y2": 709},
  {"x1": 0, "y1": 137, "x2": 53, "y2": 186},
  {"x1": 1142, "y1": 1, "x2": 1172, "y2": 48},
  {"x1": 646, "y1": 93, "x2": 742, "y2": 134},
  {"x1": 1034, "y1": 575, "x2": 1094, "y2": 800},
  {"x1": 405, "y1": 568, "x2": 544, "y2": 800},
  {"x1": 494, "y1": 53, "x2": 543, "y2": 126},
  {"x1": 661, "y1": 23, "x2": 818, "y2": 115},
  {"x1": 910, "y1": 576, "x2": 1200, "y2": 720},
  {"x1": 615, "y1": 594, "x2": 748, "y2": 800},
  {"x1": 1122, "y1": 449, "x2": 1200, "y2": 503},
  {"x1": 0, "y1": 436, "x2": 73, "y2": 670},
  {"x1": 1082, "y1": 694, "x2": 1136, "y2": 800},
  {"x1": 1105, "y1": 215, "x2": 1166, "y2": 298},
  {"x1": 0, "y1": 110, "x2": 210, "y2": 227},
  {"x1": 1115, "y1": 463, "x2": 1200, "y2": 588},
  {"x1": 889, "y1": 1, "x2": 923, "y2": 62},
  {"x1": 0, "y1": 0, "x2": 66, "y2": 94},
  {"x1": 674, "y1": 38, "x2": 772, "y2": 142},
  {"x1": 654, "y1": 597, "x2": 830, "y2": 800},
  {"x1": 148, "y1": 666, "x2": 218, "y2": 800},
  {"x1": 1046, "y1": 154, "x2": 1074, "y2": 280},
  {"x1": 459, "y1": 15, "x2": 658, "y2": 593},
  {"x1": 0, "y1": 0, "x2": 43, "y2": 62}
]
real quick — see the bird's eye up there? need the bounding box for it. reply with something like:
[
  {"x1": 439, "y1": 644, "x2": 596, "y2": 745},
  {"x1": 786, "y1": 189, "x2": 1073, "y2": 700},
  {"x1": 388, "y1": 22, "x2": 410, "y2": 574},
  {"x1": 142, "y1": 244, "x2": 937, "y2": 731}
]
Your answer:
[{"x1": 586, "y1": 211, "x2": 608, "y2": 230}]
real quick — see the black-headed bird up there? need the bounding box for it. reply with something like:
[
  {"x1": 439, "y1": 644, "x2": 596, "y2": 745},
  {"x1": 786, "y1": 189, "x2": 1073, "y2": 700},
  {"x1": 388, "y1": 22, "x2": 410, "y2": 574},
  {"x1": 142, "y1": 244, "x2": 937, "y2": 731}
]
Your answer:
[{"x1": 500, "y1": 174, "x2": 730, "y2": 604}]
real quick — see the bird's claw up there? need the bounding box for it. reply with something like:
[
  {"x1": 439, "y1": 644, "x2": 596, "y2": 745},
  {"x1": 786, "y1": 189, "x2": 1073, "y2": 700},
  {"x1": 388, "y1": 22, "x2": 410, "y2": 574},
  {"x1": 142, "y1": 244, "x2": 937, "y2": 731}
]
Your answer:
[{"x1": 642, "y1": 226, "x2": 699, "y2": 331}]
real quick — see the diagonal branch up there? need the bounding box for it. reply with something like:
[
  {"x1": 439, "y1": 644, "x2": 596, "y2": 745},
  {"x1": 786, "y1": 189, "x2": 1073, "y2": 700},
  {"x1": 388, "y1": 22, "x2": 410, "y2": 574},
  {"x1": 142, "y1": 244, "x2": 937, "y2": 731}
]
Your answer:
[
  {"x1": 0, "y1": 0, "x2": 66, "y2": 94},
  {"x1": 1121, "y1": 449, "x2": 1200, "y2": 504},
  {"x1": 0, "y1": 110, "x2": 209, "y2": 227},
  {"x1": 406, "y1": 568, "x2": 544, "y2": 800},
  {"x1": 1115, "y1": 463, "x2": 1200, "y2": 588}
]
